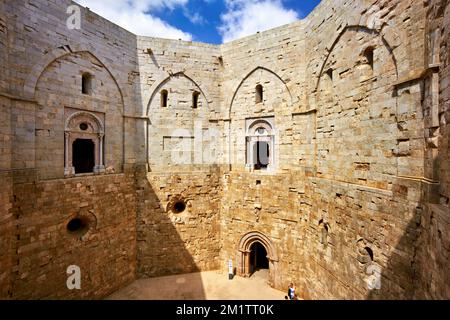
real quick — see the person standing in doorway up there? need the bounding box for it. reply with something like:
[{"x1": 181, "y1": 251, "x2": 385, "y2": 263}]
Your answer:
[{"x1": 288, "y1": 283, "x2": 296, "y2": 300}]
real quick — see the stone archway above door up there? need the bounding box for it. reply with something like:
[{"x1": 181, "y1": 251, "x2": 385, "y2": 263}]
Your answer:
[
  {"x1": 236, "y1": 231, "x2": 280, "y2": 288},
  {"x1": 64, "y1": 109, "x2": 105, "y2": 176}
]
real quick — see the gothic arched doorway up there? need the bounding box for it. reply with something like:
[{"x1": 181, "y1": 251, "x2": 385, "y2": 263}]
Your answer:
[
  {"x1": 249, "y1": 241, "x2": 269, "y2": 275},
  {"x1": 237, "y1": 231, "x2": 280, "y2": 288}
]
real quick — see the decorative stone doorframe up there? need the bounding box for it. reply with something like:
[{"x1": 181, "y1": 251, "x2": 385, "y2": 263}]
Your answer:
[
  {"x1": 64, "y1": 111, "x2": 105, "y2": 176},
  {"x1": 237, "y1": 231, "x2": 280, "y2": 288},
  {"x1": 245, "y1": 118, "x2": 276, "y2": 172}
]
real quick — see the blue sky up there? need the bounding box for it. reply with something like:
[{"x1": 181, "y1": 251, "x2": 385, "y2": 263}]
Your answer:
[{"x1": 75, "y1": 0, "x2": 321, "y2": 44}]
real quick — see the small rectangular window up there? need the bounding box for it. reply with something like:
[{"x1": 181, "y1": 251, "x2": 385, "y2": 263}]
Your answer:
[
  {"x1": 82, "y1": 73, "x2": 93, "y2": 95},
  {"x1": 256, "y1": 85, "x2": 263, "y2": 104}
]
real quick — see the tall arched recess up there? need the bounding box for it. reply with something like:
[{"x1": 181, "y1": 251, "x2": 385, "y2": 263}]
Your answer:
[
  {"x1": 315, "y1": 25, "x2": 399, "y2": 91},
  {"x1": 31, "y1": 48, "x2": 126, "y2": 178},
  {"x1": 145, "y1": 72, "x2": 211, "y2": 117},
  {"x1": 145, "y1": 72, "x2": 211, "y2": 169},
  {"x1": 228, "y1": 66, "x2": 293, "y2": 118},
  {"x1": 23, "y1": 44, "x2": 125, "y2": 112},
  {"x1": 313, "y1": 24, "x2": 401, "y2": 189}
]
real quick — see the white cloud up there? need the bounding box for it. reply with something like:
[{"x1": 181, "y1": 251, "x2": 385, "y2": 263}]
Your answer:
[
  {"x1": 74, "y1": 0, "x2": 193, "y2": 40},
  {"x1": 183, "y1": 8, "x2": 207, "y2": 25},
  {"x1": 219, "y1": 0, "x2": 300, "y2": 43}
]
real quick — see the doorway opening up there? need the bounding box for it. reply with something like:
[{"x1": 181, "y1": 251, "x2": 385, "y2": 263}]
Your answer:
[
  {"x1": 73, "y1": 139, "x2": 95, "y2": 174},
  {"x1": 237, "y1": 231, "x2": 279, "y2": 288},
  {"x1": 249, "y1": 241, "x2": 269, "y2": 276},
  {"x1": 253, "y1": 141, "x2": 270, "y2": 170}
]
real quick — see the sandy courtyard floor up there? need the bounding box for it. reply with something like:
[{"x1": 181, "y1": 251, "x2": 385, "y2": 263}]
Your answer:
[{"x1": 107, "y1": 270, "x2": 286, "y2": 300}]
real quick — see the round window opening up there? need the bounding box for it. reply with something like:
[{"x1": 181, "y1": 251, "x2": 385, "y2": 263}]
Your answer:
[
  {"x1": 67, "y1": 217, "x2": 88, "y2": 234},
  {"x1": 79, "y1": 123, "x2": 88, "y2": 131},
  {"x1": 173, "y1": 201, "x2": 186, "y2": 213}
]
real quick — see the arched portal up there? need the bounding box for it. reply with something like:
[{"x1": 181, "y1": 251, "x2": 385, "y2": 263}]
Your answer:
[
  {"x1": 237, "y1": 231, "x2": 279, "y2": 288},
  {"x1": 249, "y1": 241, "x2": 269, "y2": 275}
]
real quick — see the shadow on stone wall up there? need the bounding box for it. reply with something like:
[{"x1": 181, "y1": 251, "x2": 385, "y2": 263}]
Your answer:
[
  {"x1": 366, "y1": 207, "x2": 419, "y2": 300},
  {"x1": 366, "y1": 186, "x2": 449, "y2": 300},
  {"x1": 134, "y1": 165, "x2": 207, "y2": 299}
]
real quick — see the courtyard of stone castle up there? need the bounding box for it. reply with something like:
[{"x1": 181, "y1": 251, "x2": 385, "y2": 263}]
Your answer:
[
  {"x1": 108, "y1": 271, "x2": 286, "y2": 300},
  {"x1": 0, "y1": 0, "x2": 449, "y2": 300}
]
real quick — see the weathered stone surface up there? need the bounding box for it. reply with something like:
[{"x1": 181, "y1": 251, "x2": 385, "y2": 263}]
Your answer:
[{"x1": 0, "y1": 0, "x2": 449, "y2": 300}]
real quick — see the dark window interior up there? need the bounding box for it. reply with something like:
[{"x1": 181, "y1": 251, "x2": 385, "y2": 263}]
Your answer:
[
  {"x1": 254, "y1": 141, "x2": 270, "y2": 170},
  {"x1": 364, "y1": 47, "x2": 374, "y2": 69},
  {"x1": 192, "y1": 91, "x2": 200, "y2": 109},
  {"x1": 256, "y1": 85, "x2": 263, "y2": 103},
  {"x1": 82, "y1": 73, "x2": 92, "y2": 95},
  {"x1": 161, "y1": 90, "x2": 168, "y2": 108},
  {"x1": 73, "y1": 139, "x2": 95, "y2": 174}
]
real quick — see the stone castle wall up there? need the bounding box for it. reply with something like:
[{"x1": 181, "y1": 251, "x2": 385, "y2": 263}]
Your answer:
[
  {"x1": 136, "y1": 169, "x2": 222, "y2": 278},
  {"x1": 0, "y1": 0, "x2": 140, "y2": 299},
  {"x1": 0, "y1": 0, "x2": 449, "y2": 300},
  {"x1": 413, "y1": 0, "x2": 450, "y2": 300},
  {"x1": 10, "y1": 173, "x2": 136, "y2": 299},
  {"x1": 0, "y1": 0, "x2": 13, "y2": 298}
]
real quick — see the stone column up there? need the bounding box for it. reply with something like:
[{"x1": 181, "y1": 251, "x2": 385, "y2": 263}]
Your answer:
[
  {"x1": 64, "y1": 132, "x2": 75, "y2": 176},
  {"x1": 94, "y1": 133, "x2": 106, "y2": 173},
  {"x1": 244, "y1": 251, "x2": 251, "y2": 277},
  {"x1": 99, "y1": 133, "x2": 104, "y2": 167}
]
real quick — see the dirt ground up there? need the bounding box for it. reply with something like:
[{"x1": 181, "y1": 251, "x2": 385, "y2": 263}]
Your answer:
[{"x1": 107, "y1": 269, "x2": 287, "y2": 300}]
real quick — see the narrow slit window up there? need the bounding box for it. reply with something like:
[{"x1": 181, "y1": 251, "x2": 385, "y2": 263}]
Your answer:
[
  {"x1": 82, "y1": 73, "x2": 92, "y2": 95},
  {"x1": 364, "y1": 47, "x2": 374, "y2": 70},
  {"x1": 161, "y1": 90, "x2": 168, "y2": 108},
  {"x1": 192, "y1": 91, "x2": 200, "y2": 109},
  {"x1": 326, "y1": 68, "x2": 333, "y2": 81},
  {"x1": 255, "y1": 85, "x2": 263, "y2": 104}
]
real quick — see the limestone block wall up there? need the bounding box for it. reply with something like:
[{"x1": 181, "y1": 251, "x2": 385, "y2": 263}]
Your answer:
[
  {"x1": 135, "y1": 37, "x2": 223, "y2": 279},
  {"x1": 0, "y1": 0, "x2": 141, "y2": 300},
  {"x1": 219, "y1": 21, "x2": 305, "y2": 170},
  {"x1": 147, "y1": 74, "x2": 210, "y2": 168},
  {"x1": 220, "y1": 172, "x2": 307, "y2": 290},
  {"x1": 435, "y1": 0, "x2": 450, "y2": 206},
  {"x1": 0, "y1": 0, "x2": 8, "y2": 93},
  {"x1": 34, "y1": 51, "x2": 124, "y2": 179},
  {"x1": 304, "y1": 177, "x2": 422, "y2": 300},
  {"x1": 413, "y1": 0, "x2": 450, "y2": 300},
  {"x1": 10, "y1": 174, "x2": 136, "y2": 299},
  {"x1": 0, "y1": 95, "x2": 13, "y2": 299},
  {"x1": 0, "y1": 1, "x2": 12, "y2": 297},
  {"x1": 0, "y1": 170, "x2": 13, "y2": 299},
  {"x1": 136, "y1": 169, "x2": 221, "y2": 278},
  {"x1": 217, "y1": 0, "x2": 435, "y2": 300},
  {"x1": 227, "y1": 68, "x2": 294, "y2": 170},
  {"x1": 219, "y1": 172, "x2": 423, "y2": 299},
  {"x1": 3, "y1": 0, "x2": 141, "y2": 167},
  {"x1": 137, "y1": 37, "x2": 222, "y2": 170},
  {"x1": 1, "y1": 0, "x2": 449, "y2": 301}
]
